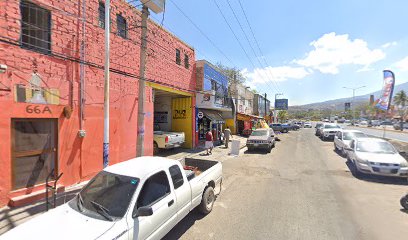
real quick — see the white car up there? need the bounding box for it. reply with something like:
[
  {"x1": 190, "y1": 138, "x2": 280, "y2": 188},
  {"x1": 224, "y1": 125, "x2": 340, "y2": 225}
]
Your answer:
[
  {"x1": 346, "y1": 138, "x2": 408, "y2": 178},
  {"x1": 1, "y1": 157, "x2": 223, "y2": 240},
  {"x1": 304, "y1": 122, "x2": 312, "y2": 128},
  {"x1": 334, "y1": 130, "x2": 367, "y2": 156},
  {"x1": 153, "y1": 124, "x2": 185, "y2": 154},
  {"x1": 359, "y1": 120, "x2": 368, "y2": 126},
  {"x1": 320, "y1": 123, "x2": 342, "y2": 141}
]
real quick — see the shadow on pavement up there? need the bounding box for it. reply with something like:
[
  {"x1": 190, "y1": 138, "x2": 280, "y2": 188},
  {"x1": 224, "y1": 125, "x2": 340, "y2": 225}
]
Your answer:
[
  {"x1": 345, "y1": 159, "x2": 408, "y2": 186},
  {"x1": 244, "y1": 149, "x2": 269, "y2": 155},
  {"x1": 162, "y1": 209, "x2": 205, "y2": 240},
  {"x1": 400, "y1": 209, "x2": 408, "y2": 214}
]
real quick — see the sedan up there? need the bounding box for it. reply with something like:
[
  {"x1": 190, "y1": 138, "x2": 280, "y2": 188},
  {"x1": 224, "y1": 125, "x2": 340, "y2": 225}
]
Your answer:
[
  {"x1": 334, "y1": 130, "x2": 367, "y2": 157},
  {"x1": 246, "y1": 128, "x2": 275, "y2": 152},
  {"x1": 346, "y1": 138, "x2": 408, "y2": 178},
  {"x1": 304, "y1": 122, "x2": 312, "y2": 128}
]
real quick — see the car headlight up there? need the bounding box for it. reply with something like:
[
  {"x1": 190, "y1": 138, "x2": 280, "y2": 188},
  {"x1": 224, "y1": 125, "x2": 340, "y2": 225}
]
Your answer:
[
  {"x1": 400, "y1": 161, "x2": 408, "y2": 167},
  {"x1": 356, "y1": 157, "x2": 368, "y2": 164}
]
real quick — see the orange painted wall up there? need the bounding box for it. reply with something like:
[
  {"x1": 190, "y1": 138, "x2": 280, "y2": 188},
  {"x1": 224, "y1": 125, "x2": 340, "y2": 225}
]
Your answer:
[{"x1": 0, "y1": 0, "x2": 195, "y2": 207}]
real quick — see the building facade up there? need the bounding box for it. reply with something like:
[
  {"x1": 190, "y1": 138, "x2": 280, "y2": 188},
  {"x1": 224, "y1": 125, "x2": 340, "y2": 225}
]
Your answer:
[
  {"x1": 253, "y1": 94, "x2": 271, "y2": 119},
  {"x1": 195, "y1": 60, "x2": 232, "y2": 146},
  {"x1": 0, "y1": 0, "x2": 195, "y2": 207}
]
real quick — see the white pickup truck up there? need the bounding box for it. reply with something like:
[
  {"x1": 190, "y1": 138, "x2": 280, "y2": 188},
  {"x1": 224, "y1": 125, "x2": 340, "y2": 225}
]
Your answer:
[
  {"x1": 1, "y1": 157, "x2": 222, "y2": 240},
  {"x1": 154, "y1": 124, "x2": 185, "y2": 154}
]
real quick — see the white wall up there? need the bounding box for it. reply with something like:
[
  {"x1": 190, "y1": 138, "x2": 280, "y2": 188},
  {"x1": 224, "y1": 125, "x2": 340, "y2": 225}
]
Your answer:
[{"x1": 154, "y1": 96, "x2": 172, "y2": 131}]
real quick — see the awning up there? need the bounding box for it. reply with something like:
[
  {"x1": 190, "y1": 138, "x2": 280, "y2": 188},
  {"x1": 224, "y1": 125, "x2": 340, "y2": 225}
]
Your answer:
[
  {"x1": 199, "y1": 109, "x2": 225, "y2": 124},
  {"x1": 237, "y1": 113, "x2": 264, "y2": 121}
]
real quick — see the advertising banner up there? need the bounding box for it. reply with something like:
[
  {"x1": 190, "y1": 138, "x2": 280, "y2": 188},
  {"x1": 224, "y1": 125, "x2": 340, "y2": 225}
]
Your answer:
[
  {"x1": 275, "y1": 99, "x2": 288, "y2": 110},
  {"x1": 375, "y1": 70, "x2": 395, "y2": 111}
]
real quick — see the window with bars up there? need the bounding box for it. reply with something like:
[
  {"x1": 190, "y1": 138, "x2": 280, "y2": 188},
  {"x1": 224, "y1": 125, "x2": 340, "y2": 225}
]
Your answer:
[
  {"x1": 184, "y1": 54, "x2": 189, "y2": 69},
  {"x1": 20, "y1": 0, "x2": 51, "y2": 53},
  {"x1": 176, "y1": 49, "x2": 181, "y2": 65},
  {"x1": 117, "y1": 14, "x2": 127, "y2": 38},
  {"x1": 98, "y1": 2, "x2": 105, "y2": 28}
]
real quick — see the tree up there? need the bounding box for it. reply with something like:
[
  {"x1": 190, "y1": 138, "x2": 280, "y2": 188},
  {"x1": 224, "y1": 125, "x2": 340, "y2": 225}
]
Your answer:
[
  {"x1": 277, "y1": 110, "x2": 288, "y2": 123},
  {"x1": 393, "y1": 90, "x2": 408, "y2": 129},
  {"x1": 216, "y1": 62, "x2": 246, "y2": 85}
]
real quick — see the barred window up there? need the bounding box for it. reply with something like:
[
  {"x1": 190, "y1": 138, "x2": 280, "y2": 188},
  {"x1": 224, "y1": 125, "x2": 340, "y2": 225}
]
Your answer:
[
  {"x1": 176, "y1": 49, "x2": 181, "y2": 65},
  {"x1": 184, "y1": 54, "x2": 189, "y2": 69},
  {"x1": 20, "y1": 0, "x2": 51, "y2": 53},
  {"x1": 117, "y1": 14, "x2": 127, "y2": 38},
  {"x1": 98, "y1": 2, "x2": 105, "y2": 28}
]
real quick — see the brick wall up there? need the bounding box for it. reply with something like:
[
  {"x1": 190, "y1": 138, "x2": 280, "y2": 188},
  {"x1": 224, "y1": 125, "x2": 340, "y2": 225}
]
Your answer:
[{"x1": 0, "y1": 0, "x2": 195, "y2": 207}]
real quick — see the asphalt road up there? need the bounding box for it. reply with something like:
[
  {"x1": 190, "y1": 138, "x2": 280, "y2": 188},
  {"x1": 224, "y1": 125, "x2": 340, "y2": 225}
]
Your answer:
[{"x1": 164, "y1": 129, "x2": 408, "y2": 240}]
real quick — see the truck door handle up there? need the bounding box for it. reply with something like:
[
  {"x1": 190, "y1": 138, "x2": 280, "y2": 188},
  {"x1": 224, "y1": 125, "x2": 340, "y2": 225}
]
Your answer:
[{"x1": 168, "y1": 200, "x2": 174, "y2": 207}]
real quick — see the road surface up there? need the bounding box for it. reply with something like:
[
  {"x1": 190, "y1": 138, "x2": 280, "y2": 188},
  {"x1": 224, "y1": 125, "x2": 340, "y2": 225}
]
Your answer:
[{"x1": 164, "y1": 128, "x2": 408, "y2": 240}]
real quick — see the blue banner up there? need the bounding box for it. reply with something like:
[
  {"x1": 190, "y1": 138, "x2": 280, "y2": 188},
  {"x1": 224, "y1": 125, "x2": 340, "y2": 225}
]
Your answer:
[
  {"x1": 375, "y1": 70, "x2": 395, "y2": 111},
  {"x1": 275, "y1": 99, "x2": 288, "y2": 110}
]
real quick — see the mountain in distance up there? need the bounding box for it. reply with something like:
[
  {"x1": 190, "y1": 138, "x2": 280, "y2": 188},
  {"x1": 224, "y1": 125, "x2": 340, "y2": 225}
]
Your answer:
[{"x1": 290, "y1": 81, "x2": 408, "y2": 111}]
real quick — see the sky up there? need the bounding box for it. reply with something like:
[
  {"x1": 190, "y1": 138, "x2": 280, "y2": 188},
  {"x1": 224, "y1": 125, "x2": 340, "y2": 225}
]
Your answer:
[{"x1": 142, "y1": 0, "x2": 408, "y2": 106}]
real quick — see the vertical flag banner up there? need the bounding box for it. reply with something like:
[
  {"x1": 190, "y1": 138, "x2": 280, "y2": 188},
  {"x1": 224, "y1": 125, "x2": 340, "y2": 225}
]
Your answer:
[{"x1": 375, "y1": 70, "x2": 395, "y2": 111}]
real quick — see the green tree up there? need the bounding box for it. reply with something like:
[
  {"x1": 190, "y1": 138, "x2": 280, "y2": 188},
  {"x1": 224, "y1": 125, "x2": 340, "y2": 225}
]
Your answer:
[
  {"x1": 278, "y1": 110, "x2": 288, "y2": 123},
  {"x1": 216, "y1": 62, "x2": 246, "y2": 85},
  {"x1": 393, "y1": 90, "x2": 408, "y2": 128}
]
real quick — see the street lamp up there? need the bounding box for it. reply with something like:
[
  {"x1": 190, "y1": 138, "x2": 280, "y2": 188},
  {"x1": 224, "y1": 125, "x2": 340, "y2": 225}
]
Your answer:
[{"x1": 343, "y1": 86, "x2": 366, "y2": 125}]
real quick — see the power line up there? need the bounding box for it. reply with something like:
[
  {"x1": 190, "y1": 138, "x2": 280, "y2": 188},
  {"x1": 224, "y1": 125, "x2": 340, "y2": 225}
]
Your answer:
[
  {"x1": 224, "y1": 0, "x2": 279, "y2": 94},
  {"x1": 237, "y1": 0, "x2": 283, "y2": 94},
  {"x1": 168, "y1": 0, "x2": 236, "y2": 67}
]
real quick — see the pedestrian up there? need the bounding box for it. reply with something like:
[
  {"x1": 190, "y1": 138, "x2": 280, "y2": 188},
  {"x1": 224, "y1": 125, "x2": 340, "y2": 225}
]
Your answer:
[
  {"x1": 224, "y1": 126, "x2": 232, "y2": 148},
  {"x1": 205, "y1": 130, "x2": 214, "y2": 155}
]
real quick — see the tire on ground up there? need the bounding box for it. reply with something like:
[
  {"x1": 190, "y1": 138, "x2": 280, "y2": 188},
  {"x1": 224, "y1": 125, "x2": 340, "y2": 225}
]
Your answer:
[{"x1": 199, "y1": 186, "x2": 215, "y2": 214}]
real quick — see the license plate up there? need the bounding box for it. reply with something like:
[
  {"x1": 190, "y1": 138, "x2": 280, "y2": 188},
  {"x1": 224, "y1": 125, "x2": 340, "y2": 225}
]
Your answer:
[
  {"x1": 254, "y1": 144, "x2": 259, "y2": 147},
  {"x1": 379, "y1": 168, "x2": 390, "y2": 173}
]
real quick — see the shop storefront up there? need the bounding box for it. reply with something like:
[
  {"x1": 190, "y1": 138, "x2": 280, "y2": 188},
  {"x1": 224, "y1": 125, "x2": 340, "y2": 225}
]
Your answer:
[
  {"x1": 236, "y1": 113, "x2": 264, "y2": 136},
  {"x1": 197, "y1": 109, "x2": 225, "y2": 145}
]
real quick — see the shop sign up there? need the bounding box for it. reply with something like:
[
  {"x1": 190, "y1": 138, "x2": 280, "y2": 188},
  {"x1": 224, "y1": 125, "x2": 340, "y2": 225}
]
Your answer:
[
  {"x1": 25, "y1": 105, "x2": 52, "y2": 114},
  {"x1": 173, "y1": 109, "x2": 187, "y2": 119},
  {"x1": 196, "y1": 91, "x2": 215, "y2": 108},
  {"x1": 197, "y1": 112, "x2": 204, "y2": 119}
]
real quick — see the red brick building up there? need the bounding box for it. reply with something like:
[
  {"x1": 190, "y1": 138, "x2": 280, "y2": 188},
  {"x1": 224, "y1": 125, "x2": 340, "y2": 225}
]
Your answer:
[{"x1": 0, "y1": 0, "x2": 196, "y2": 207}]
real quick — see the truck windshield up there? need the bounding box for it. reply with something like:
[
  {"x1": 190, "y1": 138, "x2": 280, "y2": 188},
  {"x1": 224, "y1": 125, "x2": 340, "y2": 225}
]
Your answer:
[{"x1": 74, "y1": 171, "x2": 139, "y2": 220}]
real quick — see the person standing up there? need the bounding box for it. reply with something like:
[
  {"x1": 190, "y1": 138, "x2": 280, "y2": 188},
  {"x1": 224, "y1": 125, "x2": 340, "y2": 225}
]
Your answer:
[
  {"x1": 205, "y1": 130, "x2": 214, "y2": 155},
  {"x1": 224, "y1": 126, "x2": 232, "y2": 148}
]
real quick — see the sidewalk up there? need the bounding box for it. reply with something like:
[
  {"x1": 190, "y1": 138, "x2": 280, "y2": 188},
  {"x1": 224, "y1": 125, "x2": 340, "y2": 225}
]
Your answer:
[{"x1": 0, "y1": 135, "x2": 248, "y2": 236}]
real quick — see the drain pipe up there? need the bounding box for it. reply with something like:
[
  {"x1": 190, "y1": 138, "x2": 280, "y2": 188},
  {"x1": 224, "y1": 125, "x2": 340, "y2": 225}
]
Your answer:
[{"x1": 78, "y1": 0, "x2": 86, "y2": 138}]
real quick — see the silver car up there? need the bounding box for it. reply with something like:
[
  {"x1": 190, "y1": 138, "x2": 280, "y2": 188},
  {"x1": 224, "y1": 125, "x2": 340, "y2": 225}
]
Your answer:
[
  {"x1": 246, "y1": 128, "x2": 275, "y2": 152},
  {"x1": 334, "y1": 130, "x2": 367, "y2": 157},
  {"x1": 346, "y1": 138, "x2": 408, "y2": 178}
]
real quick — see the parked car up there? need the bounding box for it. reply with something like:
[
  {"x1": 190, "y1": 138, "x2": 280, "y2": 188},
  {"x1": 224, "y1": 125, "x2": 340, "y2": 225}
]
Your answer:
[
  {"x1": 393, "y1": 122, "x2": 408, "y2": 130},
  {"x1": 281, "y1": 123, "x2": 292, "y2": 132},
  {"x1": 269, "y1": 123, "x2": 286, "y2": 133},
  {"x1": 381, "y1": 121, "x2": 393, "y2": 126},
  {"x1": 315, "y1": 123, "x2": 324, "y2": 136},
  {"x1": 304, "y1": 122, "x2": 312, "y2": 128},
  {"x1": 337, "y1": 119, "x2": 345, "y2": 124},
  {"x1": 320, "y1": 123, "x2": 342, "y2": 141},
  {"x1": 346, "y1": 138, "x2": 408, "y2": 178},
  {"x1": 359, "y1": 120, "x2": 368, "y2": 126},
  {"x1": 154, "y1": 124, "x2": 185, "y2": 154},
  {"x1": 371, "y1": 120, "x2": 380, "y2": 126},
  {"x1": 246, "y1": 128, "x2": 276, "y2": 152},
  {"x1": 344, "y1": 120, "x2": 351, "y2": 124},
  {"x1": 334, "y1": 130, "x2": 367, "y2": 157},
  {"x1": 1, "y1": 157, "x2": 223, "y2": 240}
]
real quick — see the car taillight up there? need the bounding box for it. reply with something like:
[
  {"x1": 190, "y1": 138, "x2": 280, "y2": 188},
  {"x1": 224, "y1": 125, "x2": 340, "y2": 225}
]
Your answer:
[{"x1": 165, "y1": 136, "x2": 169, "y2": 143}]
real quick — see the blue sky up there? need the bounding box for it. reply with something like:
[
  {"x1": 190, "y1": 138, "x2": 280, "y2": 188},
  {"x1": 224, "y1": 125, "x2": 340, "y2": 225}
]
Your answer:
[{"x1": 143, "y1": 0, "x2": 408, "y2": 106}]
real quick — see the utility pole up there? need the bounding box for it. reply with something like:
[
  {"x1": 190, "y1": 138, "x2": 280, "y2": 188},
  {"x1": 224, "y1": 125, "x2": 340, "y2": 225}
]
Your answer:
[
  {"x1": 274, "y1": 93, "x2": 283, "y2": 123},
  {"x1": 343, "y1": 86, "x2": 366, "y2": 125},
  {"x1": 136, "y1": 5, "x2": 149, "y2": 157},
  {"x1": 264, "y1": 93, "x2": 267, "y2": 122},
  {"x1": 103, "y1": 0, "x2": 110, "y2": 168}
]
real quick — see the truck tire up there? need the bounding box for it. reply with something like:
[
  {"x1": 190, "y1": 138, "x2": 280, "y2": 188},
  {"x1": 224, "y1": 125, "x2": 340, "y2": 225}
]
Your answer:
[
  {"x1": 401, "y1": 195, "x2": 408, "y2": 210},
  {"x1": 153, "y1": 142, "x2": 159, "y2": 155},
  {"x1": 199, "y1": 186, "x2": 215, "y2": 214}
]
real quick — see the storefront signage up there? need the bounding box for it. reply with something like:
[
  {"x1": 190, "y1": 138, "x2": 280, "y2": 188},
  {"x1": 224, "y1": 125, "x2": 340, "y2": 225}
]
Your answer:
[
  {"x1": 25, "y1": 105, "x2": 52, "y2": 114},
  {"x1": 173, "y1": 109, "x2": 187, "y2": 119},
  {"x1": 197, "y1": 112, "x2": 204, "y2": 119}
]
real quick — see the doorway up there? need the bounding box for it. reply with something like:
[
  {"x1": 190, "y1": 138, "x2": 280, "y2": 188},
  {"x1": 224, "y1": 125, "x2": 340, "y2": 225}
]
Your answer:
[{"x1": 11, "y1": 118, "x2": 58, "y2": 190}]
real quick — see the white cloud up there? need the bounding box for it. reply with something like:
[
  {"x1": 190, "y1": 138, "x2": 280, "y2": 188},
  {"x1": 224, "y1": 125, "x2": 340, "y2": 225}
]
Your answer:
[
  {"x1": 242, "y1": 66, "x2": 311, "y2": 84},
  {"x1": 395, "y1": 56, "x2": 408, "y2": 72},
  {"x1": 381, "y1": 41, "x2": 397, "y2": 48},
  {"x1": 294, "y1": 32, "x2": 385, "y2": 74}
]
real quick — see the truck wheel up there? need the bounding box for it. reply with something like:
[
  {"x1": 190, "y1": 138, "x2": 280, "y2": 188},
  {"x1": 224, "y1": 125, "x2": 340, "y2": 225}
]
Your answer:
[
  {"x1": 153, "y1": 142, "x2": 159, "y2": 155},
  {"x1": 199, "y1": 186, "x2": 215, "y2": 214},
  {"x1": 401, "y1": 195, "x2": 408, "y2": 210}
]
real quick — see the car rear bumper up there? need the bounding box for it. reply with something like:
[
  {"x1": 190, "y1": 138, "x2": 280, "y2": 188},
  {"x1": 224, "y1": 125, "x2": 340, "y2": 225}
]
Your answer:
[
  {"x1": 164, "y1": 142, "x2": 184, "y2": 149},
  {"x1": 356, "y1": 162, "x2": 408, "y2": 177},
  {"x1": 247, "y1": 143, "x2": 271, "y2": 149}
]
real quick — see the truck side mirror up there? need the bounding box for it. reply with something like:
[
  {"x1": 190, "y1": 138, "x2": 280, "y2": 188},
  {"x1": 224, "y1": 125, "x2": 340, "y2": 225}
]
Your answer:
[{"x1": 132, "y1": 206, "x2": 153, "y2": 218}]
